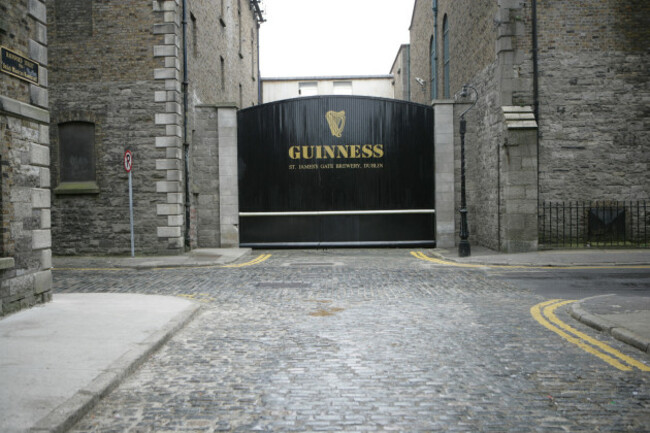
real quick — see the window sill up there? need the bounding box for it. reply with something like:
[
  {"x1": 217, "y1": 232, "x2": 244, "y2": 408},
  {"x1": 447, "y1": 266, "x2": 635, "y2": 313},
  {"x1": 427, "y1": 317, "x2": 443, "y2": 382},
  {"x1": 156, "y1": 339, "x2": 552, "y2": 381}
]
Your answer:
[
  {"x1": 54, "y1": 181, "x2": 100, "y2": 195},
  {"x1": 0, "y1": 257, "x2": 15, "y2": 270}
]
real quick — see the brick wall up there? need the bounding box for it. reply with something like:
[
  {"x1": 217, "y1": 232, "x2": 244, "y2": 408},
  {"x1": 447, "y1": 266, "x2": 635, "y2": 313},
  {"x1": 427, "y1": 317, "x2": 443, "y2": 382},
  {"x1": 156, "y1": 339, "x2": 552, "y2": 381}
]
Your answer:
[{"x1": 1, "y1": 0, "x2": 52, "y2": 316}]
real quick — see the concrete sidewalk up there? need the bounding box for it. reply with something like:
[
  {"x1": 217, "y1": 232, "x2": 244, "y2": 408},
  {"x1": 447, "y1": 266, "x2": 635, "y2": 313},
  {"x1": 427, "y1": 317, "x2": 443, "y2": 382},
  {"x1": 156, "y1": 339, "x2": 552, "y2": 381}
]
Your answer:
[
  {"x1": 0, "y1": 293, "x2": 201, "y2": 433},
  {"x1": 431, "y1": 246, "x2": 650, "y2": 354},
  {"x1": 53, "y1": 248, "x2": 252, "y2": 270},
  {"x1": 430, "y1": 246, "x2": 650, "y2": 267}
]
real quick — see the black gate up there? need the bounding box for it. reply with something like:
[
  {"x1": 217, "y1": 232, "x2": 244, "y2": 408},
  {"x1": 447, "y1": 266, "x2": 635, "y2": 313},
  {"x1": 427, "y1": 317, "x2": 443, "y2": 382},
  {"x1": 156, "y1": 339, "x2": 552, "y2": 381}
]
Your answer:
[{"x1": 237, "y1": 96, "x2": 435, "y2": 247}]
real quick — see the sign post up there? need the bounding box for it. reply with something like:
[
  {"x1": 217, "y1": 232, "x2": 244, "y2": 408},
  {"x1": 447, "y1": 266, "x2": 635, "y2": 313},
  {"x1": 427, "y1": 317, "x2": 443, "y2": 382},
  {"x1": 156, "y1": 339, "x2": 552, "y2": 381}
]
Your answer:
[{"x1": 124, "y1": 150, "x2": 135, "y2": 257}]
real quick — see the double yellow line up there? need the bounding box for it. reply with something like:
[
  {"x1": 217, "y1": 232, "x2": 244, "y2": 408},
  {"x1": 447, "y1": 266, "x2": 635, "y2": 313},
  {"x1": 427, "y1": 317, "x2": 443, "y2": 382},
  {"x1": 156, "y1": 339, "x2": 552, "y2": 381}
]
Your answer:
[
  {"x1": 55, "y1": 253, "x2": 272, "y2": 271},
  {"x1": 411, "y1": 251, "x2": 650, "y2": 270},
  {"x1": 410, "y1": 251, "x2": 510, "y2": 268},
  {"x1": 531, "y1": 300, "x2": 650, "y2": 371},
  {"x1": 222, "y1": 253, "x2": 271, "y2": 268}
]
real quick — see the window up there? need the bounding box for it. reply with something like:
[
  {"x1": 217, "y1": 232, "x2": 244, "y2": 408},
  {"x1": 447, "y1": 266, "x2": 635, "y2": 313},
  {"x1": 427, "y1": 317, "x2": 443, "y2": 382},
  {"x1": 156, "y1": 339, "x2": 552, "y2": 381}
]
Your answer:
[
  {"x1": 443, "y1": 15, "x2": 450, "y2": 98},
  {"x1": 299, "y1": 82, "x2": 318, "y2": 97},
  {"x1": 191, "y1": 13, "x2": 197, "y2": 57},
  {"x1": 430, "y1": 36, "x2": 437, "y2": 100},
  {"x1": 333, "y1": 81, "x2": 353, "y2": 95},
  {"x1": 55, "y1": 121, "x2": 99, "y2": 194}
]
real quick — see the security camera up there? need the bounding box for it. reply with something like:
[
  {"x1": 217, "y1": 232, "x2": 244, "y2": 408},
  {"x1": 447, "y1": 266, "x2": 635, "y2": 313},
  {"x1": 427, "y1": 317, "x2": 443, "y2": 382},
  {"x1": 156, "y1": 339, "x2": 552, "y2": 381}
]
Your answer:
[{"x1": 415, "y1": 77, "x2": 426, "y2": 86}]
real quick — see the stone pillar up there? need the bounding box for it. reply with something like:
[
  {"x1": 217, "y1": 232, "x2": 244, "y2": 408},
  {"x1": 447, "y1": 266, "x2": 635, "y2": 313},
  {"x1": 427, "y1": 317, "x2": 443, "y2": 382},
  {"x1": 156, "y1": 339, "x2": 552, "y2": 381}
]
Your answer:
[
  {"x1": 1, "y1": 0, "x2": 52, "y2": 316},
  {"x1": 500, "y1": 106, "x2": 538, "y2": 252},
  {"x1": 153, "y1": 0, "x2": 184, "y2": 251},
  {"x1": 217, "y1": 105, "x2": 240, "y2": 247},
  {"x1": 193, "y1": 106, "x2": 220, "y2": 247},
  {"x1": 433, "y1": 100, "x2": 456, "y2": 248}
]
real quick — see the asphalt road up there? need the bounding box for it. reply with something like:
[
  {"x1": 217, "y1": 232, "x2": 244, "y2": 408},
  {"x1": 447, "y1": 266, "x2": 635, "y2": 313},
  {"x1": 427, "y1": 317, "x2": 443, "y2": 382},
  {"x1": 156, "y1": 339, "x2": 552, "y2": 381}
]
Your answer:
[{"x1": 486, "y1": 267, "x2": 650, "y2": 299}]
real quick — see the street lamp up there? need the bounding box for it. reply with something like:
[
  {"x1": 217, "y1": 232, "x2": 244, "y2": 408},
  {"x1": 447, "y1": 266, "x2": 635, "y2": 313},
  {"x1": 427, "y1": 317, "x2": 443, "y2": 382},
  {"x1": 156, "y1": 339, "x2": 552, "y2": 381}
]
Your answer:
[{"x1": 456, "y1": 84, "x2": 478, "y2": 257}]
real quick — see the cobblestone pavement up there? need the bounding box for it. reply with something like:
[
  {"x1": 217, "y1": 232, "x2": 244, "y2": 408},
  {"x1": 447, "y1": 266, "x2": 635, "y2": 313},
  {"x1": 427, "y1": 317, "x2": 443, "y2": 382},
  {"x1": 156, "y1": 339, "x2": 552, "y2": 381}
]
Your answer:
[{"x1": 53, "y1": 249, "x2": 650, "y2": 432}]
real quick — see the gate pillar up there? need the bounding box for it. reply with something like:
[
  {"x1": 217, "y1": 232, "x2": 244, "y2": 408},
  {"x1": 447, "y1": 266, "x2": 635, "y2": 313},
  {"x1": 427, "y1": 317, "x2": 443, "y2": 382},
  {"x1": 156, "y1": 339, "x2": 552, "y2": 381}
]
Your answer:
[
  {"x1": 217, "y1": 105, "x2": 240, "y2": 247},
  {"x1": 433, "y1": 100, "x2": 456, "y2": 248},
  {"x1": 193, "y1": 104, "x2": 239, "y2": 248}
]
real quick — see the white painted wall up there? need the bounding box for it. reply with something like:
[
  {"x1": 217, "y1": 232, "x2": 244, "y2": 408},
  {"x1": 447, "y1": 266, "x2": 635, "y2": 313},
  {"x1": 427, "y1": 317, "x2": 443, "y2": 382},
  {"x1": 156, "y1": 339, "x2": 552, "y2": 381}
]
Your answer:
[{"x1": 262, "y1": 76, "x2": 395, "y2": 103}]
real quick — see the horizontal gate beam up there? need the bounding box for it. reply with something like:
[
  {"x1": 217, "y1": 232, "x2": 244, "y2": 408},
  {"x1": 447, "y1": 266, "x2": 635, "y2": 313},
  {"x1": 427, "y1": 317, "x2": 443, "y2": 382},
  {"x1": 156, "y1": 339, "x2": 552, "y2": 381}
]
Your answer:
[{"x1": 239, "y1": 209, "x2": 436, "y2": 217}]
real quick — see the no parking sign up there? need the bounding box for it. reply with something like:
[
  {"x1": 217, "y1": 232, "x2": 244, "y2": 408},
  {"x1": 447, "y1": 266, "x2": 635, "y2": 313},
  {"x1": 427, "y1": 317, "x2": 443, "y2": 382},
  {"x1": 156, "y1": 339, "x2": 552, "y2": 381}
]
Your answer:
[
  {"x1": 124, "y1": 150, "x2": 133, "y2": 172},
  {"x1": 124, "y1": 150, "x2": 135, "y2": 256}
]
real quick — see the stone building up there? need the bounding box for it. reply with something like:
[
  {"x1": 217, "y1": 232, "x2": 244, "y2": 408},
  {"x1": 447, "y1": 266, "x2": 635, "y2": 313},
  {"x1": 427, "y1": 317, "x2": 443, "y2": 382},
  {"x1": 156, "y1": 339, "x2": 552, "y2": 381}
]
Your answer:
[
  {"x1": 0, "y1": 0, "x2": 52, "y2": 316},
  {"x1": 47, "y1": 0, "x2": 264, "y2": 255},
  {"x1": 390, "y1": 45, "x2": 410, "y2": 102},
  {"x1": 404, "y1": 0, "x2": 649, "y2": 251}
]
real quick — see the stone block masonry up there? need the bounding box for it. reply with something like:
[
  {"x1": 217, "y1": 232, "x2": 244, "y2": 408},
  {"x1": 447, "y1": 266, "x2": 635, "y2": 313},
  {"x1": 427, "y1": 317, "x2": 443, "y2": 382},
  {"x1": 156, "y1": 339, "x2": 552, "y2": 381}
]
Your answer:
[
  {"x1": 47, "y1": 0, "x2": 262, "y2": 255},
  {"x1": 1, "y1": 0, "x2": 52, "y2": 316},
  {"x1": 48, "y1": 0, "x2": 183, "y2": 255},
  {"x1": 153, "y1": 0, "x2": 185, "y2": 251}
]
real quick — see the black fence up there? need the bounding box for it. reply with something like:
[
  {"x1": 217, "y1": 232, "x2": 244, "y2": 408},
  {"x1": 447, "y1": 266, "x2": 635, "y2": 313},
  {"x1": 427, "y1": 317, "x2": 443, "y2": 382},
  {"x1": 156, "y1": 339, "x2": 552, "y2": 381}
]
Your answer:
[{"x1": 539, "y1": 201, "x2": 649, "y2": 249}]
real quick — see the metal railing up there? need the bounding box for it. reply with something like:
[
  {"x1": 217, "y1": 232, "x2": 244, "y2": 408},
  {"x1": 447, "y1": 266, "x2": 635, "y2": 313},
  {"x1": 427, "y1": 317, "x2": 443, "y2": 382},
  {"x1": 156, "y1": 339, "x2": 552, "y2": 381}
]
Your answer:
[{"x1": 539, "y1": 201, "x2": 648, "y2": 249}]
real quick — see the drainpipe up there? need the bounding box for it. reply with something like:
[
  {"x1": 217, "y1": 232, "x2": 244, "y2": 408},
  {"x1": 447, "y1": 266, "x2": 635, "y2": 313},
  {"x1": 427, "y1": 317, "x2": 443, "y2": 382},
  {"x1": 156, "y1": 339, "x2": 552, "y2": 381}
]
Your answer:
[
  {"x1": 182, "y1": 0, "x2": 191, "y2": 248},
  {"x1": 432, "y1": 0, "x2": 438, "y2": 100},
  {"x1": 532, "y1": 0, "x2": 540, "y2": 207},
  {"x1": 257, "y1": 24, "x2": 262, "y2": 103}
]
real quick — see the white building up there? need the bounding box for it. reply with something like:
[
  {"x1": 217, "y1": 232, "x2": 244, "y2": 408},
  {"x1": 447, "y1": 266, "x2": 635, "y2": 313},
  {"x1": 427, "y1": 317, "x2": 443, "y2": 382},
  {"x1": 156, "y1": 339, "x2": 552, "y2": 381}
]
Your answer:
[{"x1": 261, "y1": 75, "x2": 395, "y2": 103}]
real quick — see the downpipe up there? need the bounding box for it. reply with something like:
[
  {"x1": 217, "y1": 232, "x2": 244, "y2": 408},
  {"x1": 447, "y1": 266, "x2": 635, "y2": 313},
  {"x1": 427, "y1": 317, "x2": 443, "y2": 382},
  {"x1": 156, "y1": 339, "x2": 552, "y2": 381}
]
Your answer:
[{"x1": 182, "y1": 0, "x2": 191, "y2": 249}]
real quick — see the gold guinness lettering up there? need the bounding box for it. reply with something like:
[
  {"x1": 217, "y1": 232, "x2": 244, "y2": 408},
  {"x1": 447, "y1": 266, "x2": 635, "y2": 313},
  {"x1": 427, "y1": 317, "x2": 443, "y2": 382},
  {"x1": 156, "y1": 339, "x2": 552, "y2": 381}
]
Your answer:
[{"x1": 288, "y1": 144, "x2": 384, "y2": 160}]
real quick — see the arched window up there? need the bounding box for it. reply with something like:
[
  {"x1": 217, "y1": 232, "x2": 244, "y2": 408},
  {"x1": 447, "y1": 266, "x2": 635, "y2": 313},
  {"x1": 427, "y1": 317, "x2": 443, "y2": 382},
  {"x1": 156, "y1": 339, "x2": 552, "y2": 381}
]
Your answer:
[
  {"x1": 442, "y1": 14, "x2": 450, "y2": 98},
  {"x1": 430, "y1": 36, "x2": 437, "y2": 100}
]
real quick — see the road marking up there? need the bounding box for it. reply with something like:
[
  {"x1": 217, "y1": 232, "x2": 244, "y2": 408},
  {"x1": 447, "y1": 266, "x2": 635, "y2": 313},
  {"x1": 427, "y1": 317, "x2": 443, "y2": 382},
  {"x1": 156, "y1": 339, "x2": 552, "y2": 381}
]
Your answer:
[
  {"x1": 531, "y1": 300, "x2": 650, "y2": 372},
  {"x1": 54, "y1": 253, "x2": 272, "y2": 271},
  {"x1": 222, "y1": 253, "x2": 272, "y2": 268},
  {"x1": 177, "y1": 293, "x2": 215, "y2": 303},
  {"x1": 410, "y1": 251, "x2": 650, "y2": 270}
]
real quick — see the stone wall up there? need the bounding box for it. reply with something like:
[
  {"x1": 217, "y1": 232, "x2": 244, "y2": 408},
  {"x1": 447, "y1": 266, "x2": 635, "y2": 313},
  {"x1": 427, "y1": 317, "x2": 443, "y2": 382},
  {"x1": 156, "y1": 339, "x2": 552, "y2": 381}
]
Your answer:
[
  {"x1": 409, "y1": 0, "x2": 499, "y2": 105},
  {"x1": 390, "y1": 45, "x2": 410, "y2": 101},
  {"x1": 410, "y1": 0, "x2": 539, "y2": 251},
  {"x1": 48, "y1": 0, "x2": 261, "y2": 255},
  {"x1": 408, "y1": 0, "x2": 648, "y2": 251},
  {"x1": 187, "y1": 0, "x2": 260, "y2": 109},
  {"x1": 408, "y1": 0, "x2": 434, "y2": 105},
  {"x1": 48, "y1": 0, "x2": 171, "y2": 254},
  {"x1": 534, "y1": 0, "x2": 650, "y2": 202},
  {"x1": 1, "y1": 0, "x2": 52, "y2": 316}
]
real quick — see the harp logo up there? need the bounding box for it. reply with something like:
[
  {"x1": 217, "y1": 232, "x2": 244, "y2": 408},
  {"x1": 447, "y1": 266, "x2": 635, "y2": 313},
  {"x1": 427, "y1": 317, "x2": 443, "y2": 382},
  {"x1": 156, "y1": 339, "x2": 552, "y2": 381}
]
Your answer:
[{"x1": 326, "y1": 110, "x2": 346, "y2": 138}]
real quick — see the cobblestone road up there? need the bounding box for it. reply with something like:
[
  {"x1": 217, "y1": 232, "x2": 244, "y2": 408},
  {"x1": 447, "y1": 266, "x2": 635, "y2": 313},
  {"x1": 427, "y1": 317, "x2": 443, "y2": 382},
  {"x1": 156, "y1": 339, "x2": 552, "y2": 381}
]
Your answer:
[{"x1": 53, "y1": 250, "x2": 650, "y2": 432}]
